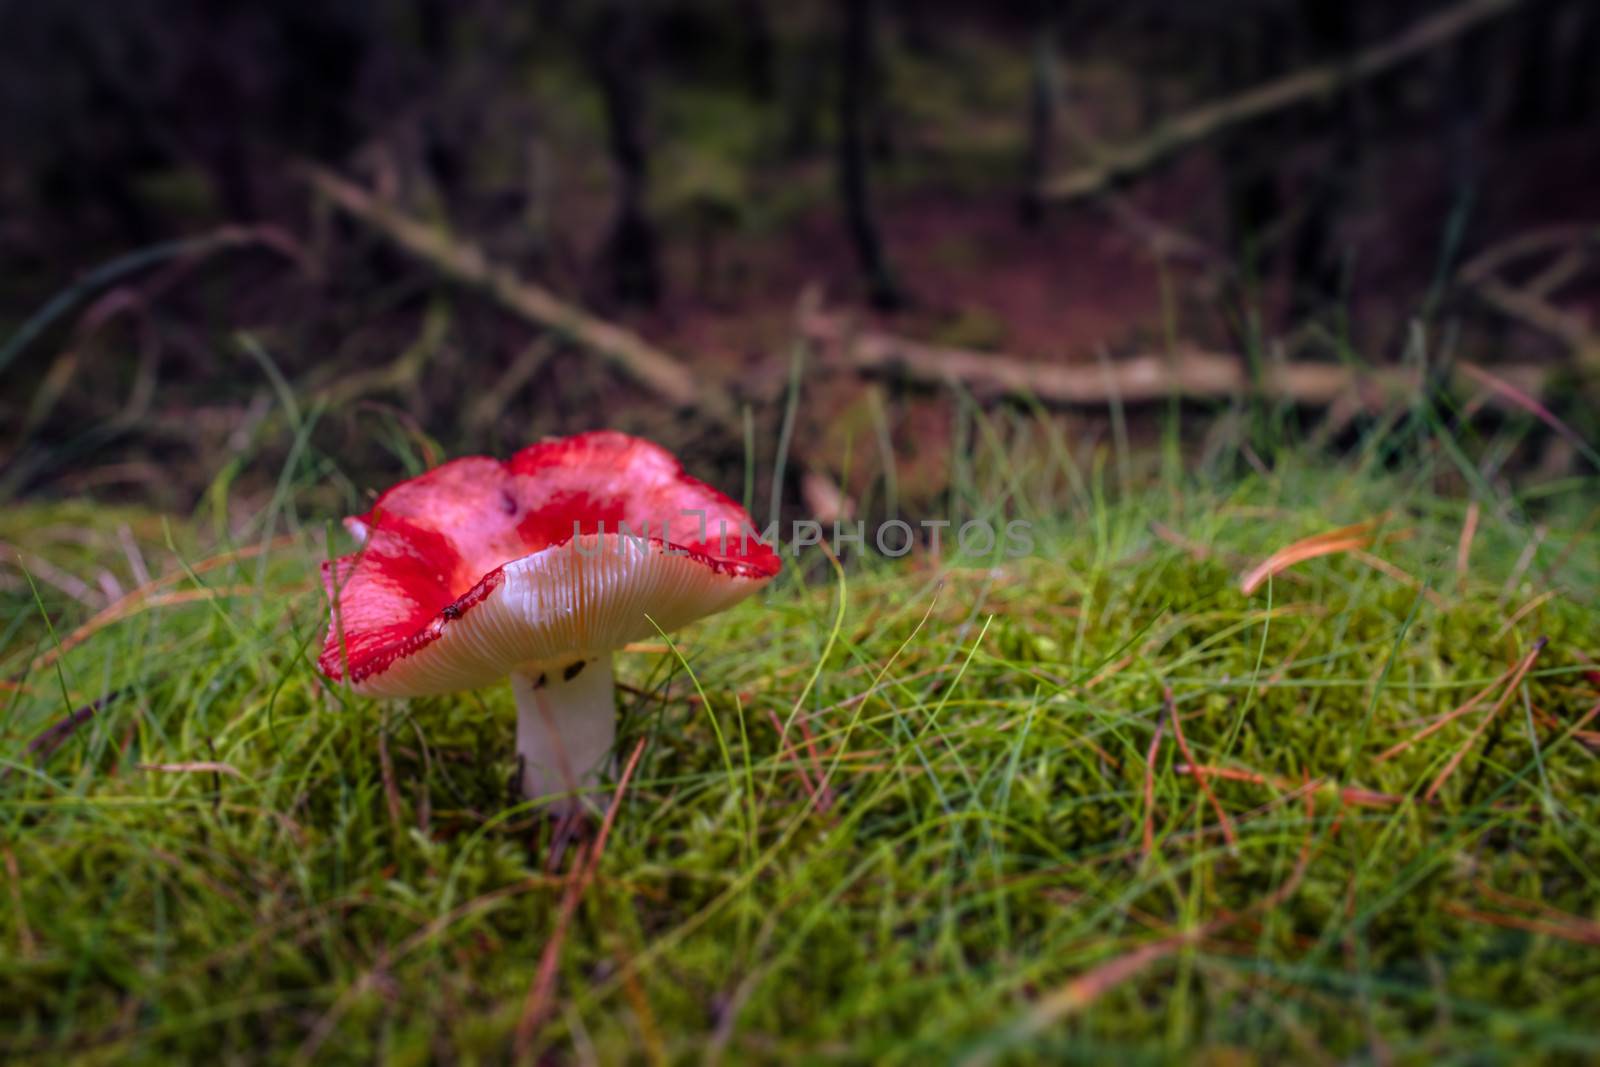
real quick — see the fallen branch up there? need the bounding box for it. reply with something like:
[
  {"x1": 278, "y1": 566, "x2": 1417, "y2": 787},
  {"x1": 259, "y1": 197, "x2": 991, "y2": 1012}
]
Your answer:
[
  {"x1": 302, "y1": 165, "x2": 739, "y2": 430},
  {"x1": 1036, "y1": 0, "x2": 1525, "y2": 204},
  {"x1": 1457, "y1": 226, "x2": 1600, "y2": 371},
  {"x1": 802, "y1": 314, "x2": 1547, "y2": 409}
]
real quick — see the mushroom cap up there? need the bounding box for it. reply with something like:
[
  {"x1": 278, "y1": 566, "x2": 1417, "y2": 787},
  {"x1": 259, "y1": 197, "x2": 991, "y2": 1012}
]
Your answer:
[{"x1": 318, "y1": 431, "x2": 780, "y2": 697}]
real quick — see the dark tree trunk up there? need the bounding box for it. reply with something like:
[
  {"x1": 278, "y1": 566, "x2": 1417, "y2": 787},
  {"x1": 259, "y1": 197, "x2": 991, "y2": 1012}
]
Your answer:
[
  {"x1": 1217, "y1": 19, "x2": 1283, "y2": 277},
  {"x1": 591, "y1": 1, "x2": 661, "y2": 306},
  {"x1": 837, "y1": 0, "x2": 902, "y2": 310},
  {"x1": 1563, "y1": 1, "x2": 1600, "y2": 123},
  {"x1": 1019, "y1": 5, "x2": 1061, "y2": 226},
  {"x1": 1289, "y1": 0, "x2": 1360, "y2": 319},
  {"x1": 740, "y1": 0, "x2": 776, "y2": 100},
  {"x1": 1509, "y1": 0, "x2": 1560, "y2": 132}
]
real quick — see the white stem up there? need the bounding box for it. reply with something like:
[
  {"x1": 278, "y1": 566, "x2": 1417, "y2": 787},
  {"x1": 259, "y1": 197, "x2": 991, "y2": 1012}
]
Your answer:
[{"x1": 511, "y1": 654, "x2": 617, "y2": 812}]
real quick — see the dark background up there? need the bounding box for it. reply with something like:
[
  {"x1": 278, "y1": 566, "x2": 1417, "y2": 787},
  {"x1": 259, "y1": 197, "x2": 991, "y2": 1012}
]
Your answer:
[{"x1": 2, "y1": 0, "x2": 1597, "y2": 516}]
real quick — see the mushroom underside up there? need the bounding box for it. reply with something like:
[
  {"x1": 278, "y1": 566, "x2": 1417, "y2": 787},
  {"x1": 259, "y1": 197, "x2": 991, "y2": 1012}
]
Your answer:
[
  {"x1": 338, "y1": 534, "x2": 771, "y2": 809},
  {"x1": 344, "y1": 534, "x2": 768, "y2": 697}
]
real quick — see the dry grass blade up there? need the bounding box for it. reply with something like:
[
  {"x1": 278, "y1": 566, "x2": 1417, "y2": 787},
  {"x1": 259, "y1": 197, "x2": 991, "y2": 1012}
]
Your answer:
[
  {"x1": 514, "y1": 736, "x2": 649, "y2": 1056},
  {"x1": 3, "y1": 542, "x2": 99, "y2": 607},
  {"x1": 1348, "y1": 549, "x2": 1447, "y2": 608},
  {"x1": 967, "y1": 785, "x2": 1324, "y2": 1066},
  {"x1": 1375, "y1": 672, "x2": 1512, "y2": 763},
  {"x1": 1240, "y1": 519, "x2": 1380, "y2": 595},
  {"x1": 1443, "y1": 902, "x2": 1600, "y2": 946},
  {"x1": 1021, "y1": 936, "x2": 1189, "y2": 1033},
  {"x1": 767, "y1": 708, "x2": 821, "y2": 804},
  {"x1": 1424, "y1": 637, "x2": 1546, "y2": 801},
  {"x1": 1164, "y1": 688, "x2": 1238, "y2": 849},
  {"x1": 1491, "y1": 589, "x2": 1559, "y2": 642},
  {"x1": 1458, "y1": 363, "x2": 1600, "y2": 467},
  {"x1": 794, "y1": 717, "x2": 836, "y2": 812},
  {"x1": 1141, "y1": 705, "x2": 1168, "y2": 858},
  {"x1": 291, "y1": 878, "x2": 553, "y2": 1065},
  {"x1": 137, "y1": 761, "x2": 243, "y2": 778},
  {"x1": 1456, "y1": 501, "x2": 1480, "y2": 588},
  {"x1": 1174, "y1": 763, "x2": 1407, "y2": 809},
  {"x1": 24, "y1": 535, "x2": 296, "y2": 676},
  {"x1": 4, "y1": 849, "x2": 33, "y2": 957}
]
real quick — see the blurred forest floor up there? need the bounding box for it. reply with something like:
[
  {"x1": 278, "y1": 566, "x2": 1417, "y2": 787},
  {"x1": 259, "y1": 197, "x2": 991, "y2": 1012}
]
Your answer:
[{"x1": 2, "y1": 1, "x2": 1599, "y2": 520}]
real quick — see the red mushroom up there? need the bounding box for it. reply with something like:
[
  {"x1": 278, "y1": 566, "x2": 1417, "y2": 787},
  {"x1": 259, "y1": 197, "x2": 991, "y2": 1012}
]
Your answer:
[{"x1": 318, "y1": 431, "x2": 780, "y2": 812}]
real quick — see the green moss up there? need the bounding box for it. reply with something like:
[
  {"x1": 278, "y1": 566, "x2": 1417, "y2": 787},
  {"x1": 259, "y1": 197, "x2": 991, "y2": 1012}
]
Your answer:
[{"x1": 2, "y1": 454, "x2": 1598, "y2": 1063}]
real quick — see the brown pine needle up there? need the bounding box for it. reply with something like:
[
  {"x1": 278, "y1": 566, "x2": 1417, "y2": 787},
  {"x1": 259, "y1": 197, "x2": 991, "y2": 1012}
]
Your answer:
[
  {"x1": 1164, "y1": 687, "x2": 1238, "y2": 849},
  {"x1": 1459, "y1": 361, "x2": 1599, "y2": 464},
  {"x1": 377, "y1": 715, "x2": 404, "y2": 830},
  {"x1": 1443, "y1": 902, "x2": 1600, "y2": 947},
  {"x1": 1491, "y1": 589, "x2": 1559, "y2": 642},
  {"x1": 794, "y1": 718, "x2": 836, "y2": 812},
  {"x1": 1240, "y1": 519, "x2": 1380, "y2": 595},
  {"x1": 1141, "y1": 705, "x2": 1168, "y2": 858},
  {"x1": 766, "y1": 709, "x2": 821, "y2": 804},
  {"x1": 1021, "y1": 935, "x2": 1190, "y2": 1035},
  {"x1": 1174, "y1": 763, "x2": 1406, "y2": 809},
  {"x1": 4, "y1": 849, "x2": 33, "y2": 957},
  {"x1": 616, "y1": 946, "x2": 668, "y2": 1067},
  {"x1": 1424, "y1": 638, "x2": 1547, "y2": 802},
  {"x1": 27, "y1": 533, "x2": 296, "y2": 675},
  {"x1": 137, "y1": 761, "x2": 243, "y2": 778},
  {"x1": 1348, "y1": 550, "x2": 1447, "y2": 609},
  {"x1": 514, "y1": 736, "x2": 648, "y2": 1056},
  {"x1": 1375, "y1": 668, "x2": 1515, "y2": 764},
  {"x1": 1456, "y1": 501, "x2": 1480, "y2": 587},
  {"x1": 970, "y1": 785, "x2": 1324, "y2": 1067},
  {"x1": 1474, "y1": 880, "x2": 1600, "y2": 935}
]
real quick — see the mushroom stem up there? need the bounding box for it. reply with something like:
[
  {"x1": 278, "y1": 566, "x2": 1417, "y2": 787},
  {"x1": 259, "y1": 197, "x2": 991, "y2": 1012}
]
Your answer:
[{"x1": 511, "y1": 655, "x2": 617, "y2": 811}]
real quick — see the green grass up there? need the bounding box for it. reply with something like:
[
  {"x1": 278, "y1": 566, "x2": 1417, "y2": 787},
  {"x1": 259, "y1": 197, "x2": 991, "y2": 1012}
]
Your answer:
[{"x1": 3, "y1": 412, "x2": 1599, "y2": 1064}]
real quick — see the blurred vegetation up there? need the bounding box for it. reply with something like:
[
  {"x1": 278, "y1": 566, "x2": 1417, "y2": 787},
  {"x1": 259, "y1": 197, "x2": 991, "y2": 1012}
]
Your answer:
[{"x1": 2, "y1": 0, "x2": 1598, "y2": 513}]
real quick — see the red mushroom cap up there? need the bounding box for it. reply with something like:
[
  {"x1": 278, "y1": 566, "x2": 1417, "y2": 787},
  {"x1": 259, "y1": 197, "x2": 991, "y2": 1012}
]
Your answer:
[{"x1": 318, "y1": 431, "x2": 780, "y2": 696}]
